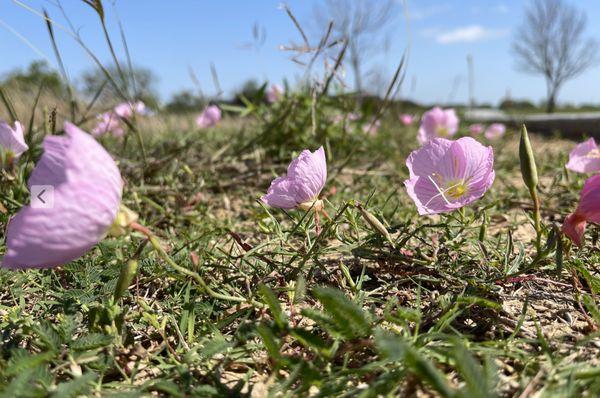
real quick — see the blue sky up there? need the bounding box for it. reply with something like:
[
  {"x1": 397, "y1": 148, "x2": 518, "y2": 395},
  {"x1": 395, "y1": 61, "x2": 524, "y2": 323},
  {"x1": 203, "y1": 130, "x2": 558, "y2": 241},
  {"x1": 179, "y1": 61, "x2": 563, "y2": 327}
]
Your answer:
[{"x1": 2, "y1": 0, "x2": 600, "y2": 106}]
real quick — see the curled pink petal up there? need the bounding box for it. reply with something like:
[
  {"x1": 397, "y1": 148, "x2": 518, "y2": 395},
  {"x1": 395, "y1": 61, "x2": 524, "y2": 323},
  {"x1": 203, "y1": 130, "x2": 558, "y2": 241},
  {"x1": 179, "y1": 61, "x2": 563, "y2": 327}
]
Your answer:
[
  {"x1": 404, "y1": 137, "x2": 494, "y2": 215},
  {"x1": 562, "y1": 174, "x2": 600, "y2": 247},
  {"x1": 417, "y1": 107, "x2": 459, "y2": 144},
  {"x1": 0, "y1": 120, "x2": 28, "y2": 158},
  {"x1": 2, "y1": 122, "x2": 123, "y2": 269},
  {"x1": 196, "y1": 105, "x2": 222, "y2": 129},
  {"x1": 565, "y1": 138, "x2": 600, "y2": 174},
  {"x1": 562, "y1": 214, "x2": 586, "y2": 248},
  {"x1": 262, "y1": 147, "x2": 327, "y2": 209},
  {"x1": 484, "y1": 123, "x2": 506, "y2": 140}
]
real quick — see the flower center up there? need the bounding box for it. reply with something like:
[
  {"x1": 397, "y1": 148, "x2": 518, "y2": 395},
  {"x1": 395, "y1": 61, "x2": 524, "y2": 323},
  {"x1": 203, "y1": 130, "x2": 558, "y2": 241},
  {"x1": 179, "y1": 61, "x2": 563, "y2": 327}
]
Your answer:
[
  {"x1": 445, "y1": 180, "x2": 469, "y2": 200},
  {"x1": 586, "y1": 148, "x2": 600, "y2": 158},
  {"x1": 437, "y1": 127, "x2": 449, "y2": 137}
]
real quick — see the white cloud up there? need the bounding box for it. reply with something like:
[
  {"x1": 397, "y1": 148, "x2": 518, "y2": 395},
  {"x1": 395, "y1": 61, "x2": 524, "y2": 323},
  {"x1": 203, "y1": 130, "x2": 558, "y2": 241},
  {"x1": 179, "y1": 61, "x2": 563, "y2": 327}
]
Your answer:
[
  {"x1": 434, "y1": 25, "x2": 509, "y2": 44},
  {"x1": 410, "y1": 4, "x2": 451, "y2": 21}
]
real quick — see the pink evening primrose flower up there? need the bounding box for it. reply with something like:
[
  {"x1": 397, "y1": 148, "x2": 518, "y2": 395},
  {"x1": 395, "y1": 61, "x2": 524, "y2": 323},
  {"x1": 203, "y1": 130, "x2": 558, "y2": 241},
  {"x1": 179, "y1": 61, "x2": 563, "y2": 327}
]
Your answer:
[
  {"x1": 469, "y1": 123, "x2": 485, "y2": 135},
  {"x1": 400, "y1": 114, "x2": 415, "y2": 126},
  {"x1": 363, "y1": 120, "x2": 381, "y2": 136},
  {"x1": 91, "y1": 112, "x2": 125, "y2": 137},
  {"x1": 114, "y1": 101, "x2": 148, "y2": 119},
  {"x1": 417, "y1": 107, "x2": 459, "y2": 144},
  {"x1": 404, "y1": 137, "x2": 495, "y2": 215},
  {"x1": 266, "y1": 84, "x2": 284, "y2": 103},
  {"x1": 0, "y1": 120, "x2": 28, "y2": 159},
  {"x1": 565, "y1": 138, "x2": 600, "y2": 174},
  {"x1": 261, "y1": 146, "x2": 327, "y2": 211},
  {"x1": 196, "y1": 105, "x2": 222, "y2": 129},
  {"x1": 484, "y1": 123, "x2": 506, "y2": 140},
  {"x1": 2, "y1": 122, "x2": 123, "y2": 269},
  {"x1": 562, "y1": 174, "x2": 600, "y2": 247}
]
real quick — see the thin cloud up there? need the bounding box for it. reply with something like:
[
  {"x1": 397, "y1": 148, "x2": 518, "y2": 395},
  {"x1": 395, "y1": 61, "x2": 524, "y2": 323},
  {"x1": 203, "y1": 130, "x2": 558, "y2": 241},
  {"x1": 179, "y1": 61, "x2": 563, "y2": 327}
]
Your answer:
[
  {"x1": 434, "y1": 25, "x2": 509, "y2": 44},
  {"x1": 410, "y1": 4, "x2": 451, "y2": 21}
]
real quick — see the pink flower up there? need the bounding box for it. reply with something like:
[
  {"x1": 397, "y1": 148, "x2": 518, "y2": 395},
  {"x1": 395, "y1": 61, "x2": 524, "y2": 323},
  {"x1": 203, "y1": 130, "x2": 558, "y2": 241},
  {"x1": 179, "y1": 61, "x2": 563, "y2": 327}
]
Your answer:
[
  {"x1": 91, "y1": 112, "x2": 125, "y2": 137},
  {"x1": 266, "y1": 84, "x2": 284, "y2": 103},
  {"x1": 565, "y1": 138, "x2": 600, "y2": 174},
  {"x1": 363, "y1": 120, "x2": 381, "y2": 136},
  {"x1": 418, "y1": 107, "x2": 459, "y2": 144},
  {"x1": 348, "y1": 112, "x2": 360, "y2": 121},
  {"x1": 196, "y1": 105, "x2": 222, "y2": 129},
  {"x1": 404, "y1": 137, "x2": 495, "y2": 215},
  {"x1": 0, "y1": 120, "x2": 28, "y2": 159},
  {"x1": 261, "y1": 147, "x2": 327, "y2": 210},
  {"x1": 484, "y1": 123, "x2": 506, "y2": 140},
  {"x1": 2, "y1": 122, "x2": 123, "y2": 269},
  {"x1": 114, "y1": 101, "x2": 148, "y2": 119},
  {"x1": 562, "y1": 174, "x2": 600, "y2": 247},
  {"x1": 469, "y1": 123, "x2": 485, "y2": 135},
  {"x1": 400, "y1": 114, "x2": 415, "y2": 126}
]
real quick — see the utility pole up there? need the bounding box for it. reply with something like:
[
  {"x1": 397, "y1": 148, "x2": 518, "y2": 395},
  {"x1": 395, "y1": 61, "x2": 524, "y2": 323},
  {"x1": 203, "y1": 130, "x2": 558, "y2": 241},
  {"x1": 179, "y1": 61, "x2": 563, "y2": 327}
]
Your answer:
[{"x1": 467, "y1": 54, "x2": 475, "y2": 109}]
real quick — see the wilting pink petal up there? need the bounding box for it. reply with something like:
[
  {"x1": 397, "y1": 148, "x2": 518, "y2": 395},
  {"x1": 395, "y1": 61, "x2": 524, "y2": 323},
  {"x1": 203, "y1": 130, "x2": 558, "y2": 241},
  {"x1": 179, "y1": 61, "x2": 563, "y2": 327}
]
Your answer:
[
  {"x1": 565, "y1": 138, "x2": 600, "y2": 174},
  {"x1": 92, "y1": 112, "x2": 125, "y2": 137},
  {"x1": 484, "y1": 123, "x2": 506, "y2": 140},
  {"x1": 562, "y1": 174, "x2": 600, "y2": 247},
  {"x1": 196, "y1": 105, "x2": 222, "y2": 129},
  {"x1": 266, "y1": 84, "x2": 284, "y2": 103},
  {"x1": 2, "y1": 122, "x2": 123, "y2": 269},
  {"x1": 0, "y1": 120, "x2": 28, "y2": 158},
  {"x1": 262, "y1": 147, "x2": 327, "y2": 210},
  {"x1": 417, "y1": 107, "x2": 459, "y2": 144},
  {"x1": 404, "y1": 137, "x2": 495, "y2": 215},
  {"x1": 400, "y1": 114, "x2": 415, "y2": 126},
  {"x1": 114, "y1": 101, "x2": 148, "y2": 119},
  {"x1": 469, "y1": 123, "x2": 485, "y2": 135}
]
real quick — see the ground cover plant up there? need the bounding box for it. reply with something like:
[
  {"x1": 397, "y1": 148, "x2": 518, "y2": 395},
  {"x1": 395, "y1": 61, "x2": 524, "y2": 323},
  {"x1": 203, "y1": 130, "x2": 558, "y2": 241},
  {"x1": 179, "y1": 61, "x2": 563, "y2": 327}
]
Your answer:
[{"x1": 0, "y1": 1, "x2": 599, "y2": 397}]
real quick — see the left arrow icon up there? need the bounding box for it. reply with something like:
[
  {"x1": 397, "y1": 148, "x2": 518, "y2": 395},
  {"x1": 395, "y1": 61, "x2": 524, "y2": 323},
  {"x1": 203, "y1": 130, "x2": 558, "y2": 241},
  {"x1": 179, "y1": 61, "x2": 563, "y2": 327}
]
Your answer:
[{"x1": 37, "y1": 189, "x2": 46, "y2": 204}]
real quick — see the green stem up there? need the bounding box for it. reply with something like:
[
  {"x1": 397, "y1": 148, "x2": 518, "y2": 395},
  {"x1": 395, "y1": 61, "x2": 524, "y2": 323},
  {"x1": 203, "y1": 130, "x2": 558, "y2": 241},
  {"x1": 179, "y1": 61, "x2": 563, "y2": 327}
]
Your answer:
[
  {"x1": 133, "y1": 226, "x2": 262, "y2": 307},
  {"x1": 530, "y1": 188, "x2": 542, "y2": 252}
]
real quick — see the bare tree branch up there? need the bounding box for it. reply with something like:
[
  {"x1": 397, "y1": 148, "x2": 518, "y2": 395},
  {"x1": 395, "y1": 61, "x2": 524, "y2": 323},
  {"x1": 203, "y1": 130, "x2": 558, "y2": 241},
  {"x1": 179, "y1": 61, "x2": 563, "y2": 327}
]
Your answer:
[
  {"x1": 313, "y1": 0, "x2": 398, "y2": 94},
  {"x1": 512, "y1": 0, "x2": 598, "y2": 112}
]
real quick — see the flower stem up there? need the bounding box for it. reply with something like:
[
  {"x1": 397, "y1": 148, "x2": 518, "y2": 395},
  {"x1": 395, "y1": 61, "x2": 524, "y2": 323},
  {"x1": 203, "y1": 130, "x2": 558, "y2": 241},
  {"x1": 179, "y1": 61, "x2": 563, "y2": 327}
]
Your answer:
[{"x1": 530, "y1": 187, "x2": 542, "y2": 252}]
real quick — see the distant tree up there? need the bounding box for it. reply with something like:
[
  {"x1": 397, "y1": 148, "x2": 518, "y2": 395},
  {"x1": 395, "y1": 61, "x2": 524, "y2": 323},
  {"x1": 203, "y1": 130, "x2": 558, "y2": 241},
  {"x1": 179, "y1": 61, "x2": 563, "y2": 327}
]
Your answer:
[
  {"x1": 80, "y1": 63, "x2": 159, "y2": 106},
  {"x1": 232, "y1": 79, "x2": 264, "y2": 104},
  {"x1": 313, "y1": 0, "x2": 398, "y2": 94},
  {"x1": 512, "y1": 0, "x2": 599, "y2": 113},
  {"x1": 165, "y1": 90, "x2": 204, "y2": 113},
  {"x1": 2, "y1": 60, "x2": 65, "y2": 95}
]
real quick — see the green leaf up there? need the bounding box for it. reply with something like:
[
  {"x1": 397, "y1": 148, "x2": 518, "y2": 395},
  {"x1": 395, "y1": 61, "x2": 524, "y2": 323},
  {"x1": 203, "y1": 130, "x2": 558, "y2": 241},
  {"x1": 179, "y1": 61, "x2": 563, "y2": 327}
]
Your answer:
[
  {"x1": 52, "y1": 373, "x2": 96, "y2": 398},
  {"x1": 6, "y1": 350, "x2": 55, "y2": 377},
  {"x1": 313, "y1": 287, "x2": 371, "y2": 339},
  {"x1": 71, "y1": 333, "x2": 113, "y2": 351},
  {"x1": 404, "y1": 346, "x2": 455, "y2": 398},
  {"x1": 582, "y1": 294, "x2": 600, "y2": 324},
  {"x1": 258, "y1": 283, "x2": 288, "y2": 330},
  {"x1": 256, "y1": 323, "x2": 282, "y2": 361}
]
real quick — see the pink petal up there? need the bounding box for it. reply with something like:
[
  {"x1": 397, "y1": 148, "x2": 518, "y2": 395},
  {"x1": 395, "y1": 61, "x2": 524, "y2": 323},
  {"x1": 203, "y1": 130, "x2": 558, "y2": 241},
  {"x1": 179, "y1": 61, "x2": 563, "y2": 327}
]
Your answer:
[
  {"x1": 0, "y1": 121, "x2": 28, "y2": 157},
  {"x1": 566, "y1": 138, "x2": 600, "y2": 173},
  {"x1": 2, "y1": 122, "x2": 123, "y2": 269}
]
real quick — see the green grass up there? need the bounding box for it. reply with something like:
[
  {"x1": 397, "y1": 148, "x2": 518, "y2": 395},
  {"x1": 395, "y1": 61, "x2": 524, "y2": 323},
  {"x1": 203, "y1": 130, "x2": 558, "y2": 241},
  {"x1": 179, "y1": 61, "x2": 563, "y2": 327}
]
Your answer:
[{"x1": 0, "y1": 97, "x2": 599, "y2": 398}]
